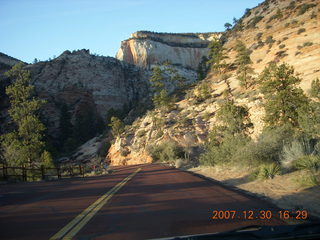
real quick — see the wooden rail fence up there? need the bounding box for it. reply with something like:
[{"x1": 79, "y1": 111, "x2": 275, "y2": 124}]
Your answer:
[{"x1": 0, "y1": 163, "x2": 85, "y2": 182}]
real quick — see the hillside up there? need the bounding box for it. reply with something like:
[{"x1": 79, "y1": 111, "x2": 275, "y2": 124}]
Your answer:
[{"x1": 107, "y1": 0, "x2": 320, "y2": 165}]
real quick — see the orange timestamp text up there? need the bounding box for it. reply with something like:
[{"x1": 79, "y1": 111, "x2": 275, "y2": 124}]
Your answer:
[{"x1": 211, "y1": 210, "x2": 308, "y2": 220}]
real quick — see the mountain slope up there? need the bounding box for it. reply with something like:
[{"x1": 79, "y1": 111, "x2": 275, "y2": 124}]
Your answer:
[{"x1": 107, "y1": 0, "x2": 320, "y2": 166}]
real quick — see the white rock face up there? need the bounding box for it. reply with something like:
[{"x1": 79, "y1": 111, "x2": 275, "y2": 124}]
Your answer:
[
  {"x1": 116, "y1": 31, "x2": 220, "y2": 70},
  {"x1": 27, "y1": 49, "x2": 149, "y2": 117}
]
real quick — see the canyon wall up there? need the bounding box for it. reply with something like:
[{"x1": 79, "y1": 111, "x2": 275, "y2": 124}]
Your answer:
[{"x1": 116, "y1": 31, "x2": 220, "y2": 70}]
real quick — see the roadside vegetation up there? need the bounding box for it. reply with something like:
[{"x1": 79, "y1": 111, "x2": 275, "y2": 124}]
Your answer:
[{"x1": 199, "y1": 60, "x2": 320, "y2": 186}]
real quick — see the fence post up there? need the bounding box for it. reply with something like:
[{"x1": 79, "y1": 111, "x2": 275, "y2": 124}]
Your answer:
[
  {"x1": 41, "y1": 165, "x2": 45, "y2": 180},
  {"x1": 70, "y1": 166, "x2": 73, "y2": 177},
  {"x1": 3, "y1": 163, "x2": 8, "y2": 181},
  {"x1": 79, "y1": 165, "x2": 84, "y2": 178},
  {"x1": 57, "y1": 166, "x2": 61, "y2": 179},
  {"x1": 22, "y1": 166, "x2": 27, "y2": 181}
]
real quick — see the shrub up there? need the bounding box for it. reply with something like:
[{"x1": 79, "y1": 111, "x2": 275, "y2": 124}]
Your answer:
[
  {"x1": 232, "y1": 126, "x2": 293, "y2": 166},
  {"x1": 281, "y1": 139, "x2": 314, "y2": 169},
  {"x1": 293, "y1": 155, "x2": 320, "y2": 173},
  {"x1": 120, "y1": 148, "x2": 130, "y2": 157},
  {"x1": 295, "y1": 173, "x2": 319, "y2": 187},
  {"x1": 303, "y1": 42, "x2": 313, "y2": 47},
  {"x1": 136, "y1": 130, "x2": 146, "y2": 138},
  {"x1": 147, "y1": 141, "x2": 184, "y2": 163},
  {"x1": 284, "y1": 23, "x2": 290, "y2": 27},
  {"x1": 310, "y1": 11, "x2": 317, "y2": 19},
  {"x1": 256, "y1": 163, "x2": 281, "y2": 180},
  {"x1": 297, "y1": 3, "x2": 316, "y2": 16},
  {"x1": 297, "y1": 28, "x2": 306, "y2": 34},
  {"x1": 265, "y1": 36, "x2": 275, "y2": 48},
  {"x1": 279, "y1": 44, "x2": 286, "y2": 49},
  {"x1": 268, "y1": 9, "x2": 283, "y2": 23},
  {"x1": 255, "y1": 32, "x2": 263, "y2": 41},
  {"x1": 248, "y1": 16, "x2": 264, "y2": 28},
  {"x1": 199, "y1": 134, "x2": 249, "y2": 166},
  {"x1": 275, "y1": 50, "x2": 288, "y2": 59},
  {"x1": 287, "y1": 1, "x2": 296, "y2": 10}
]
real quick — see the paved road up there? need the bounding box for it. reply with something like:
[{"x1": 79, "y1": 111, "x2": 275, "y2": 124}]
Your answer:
[{"x1": 0, "y1": 164, "x2": 286, "y2": 239}]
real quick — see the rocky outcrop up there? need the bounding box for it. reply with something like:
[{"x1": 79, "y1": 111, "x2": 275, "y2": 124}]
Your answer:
[
  {"x1": 116, "y1": 31, "x2": 220, "y2": 70},
  {"x1": 28, "y1": 49, "x2": 149, "y2": 117}
]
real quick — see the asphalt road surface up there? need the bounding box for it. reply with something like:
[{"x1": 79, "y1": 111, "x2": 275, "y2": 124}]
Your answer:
[{"x1": 0, "y1": 164, "x2": 287, "y2": 240}]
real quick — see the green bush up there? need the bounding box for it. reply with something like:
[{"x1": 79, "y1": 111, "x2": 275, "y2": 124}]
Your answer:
[
  {"x1": 297, "y1": 28, "x2": 306, "y2": 34},
  {"x1": 120, "y1": 148, "x2": 130, "y2": 157},
  {"x1": 281, "y1": 139, "x2": 312, "y2": 169},
  {"x1": 295, "y1": 173, "x2": 319, "y2": 187},
  {"x1": 268, "y1": 9, "x2": 283, "y2": 23},
  {"x1": 199, "y1": 134, "x2": 249, "y2": 166},
  {"x1": 303, "y1": 42, "x2": 313, "y2": 47},
  {"x1": 293, "y1": 155, "x2": 320, "y2": 173},
  {"x1": 232, "y1": 126, "x2": 293, "y2": 167},
  {"x1": 147, "y1": 141, "x2": 184, "y2": 163},
  {"x1": 248, "y1": 16, "x2": 264, "y2": 29},
  {"x1": 136, "y1": 130, "x2": 146, "y2": 138},
  {"x1": 256, "y1": 163, "x2": 281, "y2": 180},
  {"x1": 279, "y1": 44, "x2": 286, "y2": 49},
  {"x1": 298, "y1": 3, "x2": 316, "y2": 16}
]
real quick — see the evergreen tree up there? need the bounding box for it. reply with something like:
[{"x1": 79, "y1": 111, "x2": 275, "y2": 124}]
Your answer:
[
  {"x1": 216, "y1": 99, "x2": 253, "y2": 137},
  {"x1": 298, "y1": 78, "x2": 320, "y2": 138},
  {"x1": 109, "y1": 116, "x2": 124, "y2": 137},
  {"x1": 309, "y1": 78, "x2": 320, "y2": 99},
  {"x1": 235, "y1": 40, "x2": 254, "y2": 89},
  {"x1": 259, "y1": 62, "x2": 308, "y2": 128},
  {"x1": 149, "y1": 66, "x2": 174, "y2": 110},
  {"x1": 197, "y1": 56, "x2": 209, "y2": 80},
  {"x1": 149, "y1": 66, "x2": 165, "y2": 92},
  {"x1": 224, "y1": 22, "x2": 232, "y2": 31},
  {"x1": 1, "y1": 63, "x2": 47, "y2": 166},
  {"x1": 207, "y1": 39, "x2": 228, "y2": 74}
]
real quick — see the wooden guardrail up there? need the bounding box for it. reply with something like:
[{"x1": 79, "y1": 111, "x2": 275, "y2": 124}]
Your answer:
[{"x1": 0, "y1": 163, "x2": 85, "y2": 182}]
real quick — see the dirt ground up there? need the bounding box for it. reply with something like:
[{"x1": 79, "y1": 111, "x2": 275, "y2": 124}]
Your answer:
[{"x1": 187, "y1": 165, "x2": 320, "y2": 220}]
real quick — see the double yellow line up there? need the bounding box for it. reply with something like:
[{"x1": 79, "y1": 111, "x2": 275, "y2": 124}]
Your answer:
[{"x1": 50, "y1": 168, "x2": 141, "y2": 240}]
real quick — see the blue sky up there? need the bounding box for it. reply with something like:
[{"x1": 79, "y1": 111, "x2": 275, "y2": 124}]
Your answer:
[{"x1": 0, "y1": 0, "x2": 264, "y2": 63}]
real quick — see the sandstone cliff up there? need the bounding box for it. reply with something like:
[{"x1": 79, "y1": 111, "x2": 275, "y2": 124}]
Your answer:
[{"x1": 116, "y1": 31, "x2": 220, "y2": 70}]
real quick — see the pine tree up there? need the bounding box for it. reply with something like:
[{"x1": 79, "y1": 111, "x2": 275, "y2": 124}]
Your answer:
[
  {"x1": 235, "y1": 40, "x2": 254, "y2": 89},
  {"x1": 216, "y1": 99, "x2": 253, "y2": 137},
  {"x1": 207, "y1": 39, "x2": 228, "y2": 74},
  {"x1": 197, "y1": 56, "x2": 209, "y2": 80},
  {"x1": 109, "y1": 116, "x2": 124, "y2": 137},
  {"x1": 309, "y1": 78, "x2": 320, "y2": 99},
  {"x1": 298, "y1": 78, "x2": 320, "y2": 138},
  {"x1": 149, "y1": 66, "x2": 165, "y2": 92},
  {"x1": 259, "y1": 62, "x2": 308, "y2": 128},
  {"x1": 1, "y1": 63, "x2": 47, "y2": 166},
  {"x1": 224, "y1": 22, "x2": 232, "y2": 31},
  {"x1": 149, "y1": 66, "x2": 174, "y2": 110}
]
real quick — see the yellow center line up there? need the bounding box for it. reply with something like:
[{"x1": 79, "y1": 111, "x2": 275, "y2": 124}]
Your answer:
[{"x1": 50, "y1": 168, "x2": 141, "y2": 240}]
